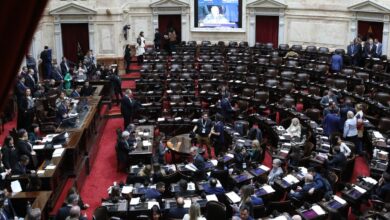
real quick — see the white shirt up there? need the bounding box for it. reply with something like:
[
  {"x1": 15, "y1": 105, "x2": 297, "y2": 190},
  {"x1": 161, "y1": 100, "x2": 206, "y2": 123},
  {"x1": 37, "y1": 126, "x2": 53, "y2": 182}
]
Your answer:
[
  {"x1": 339, "y1": 142, "x2": 351, "y2": 157},
  {"x1": 183, "y1": 214, "x2": 206, "y2": 220}
]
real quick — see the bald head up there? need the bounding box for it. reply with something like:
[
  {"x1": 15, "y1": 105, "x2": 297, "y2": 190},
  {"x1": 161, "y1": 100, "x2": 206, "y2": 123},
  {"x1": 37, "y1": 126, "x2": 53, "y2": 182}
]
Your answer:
[
  {"x1": 176, "y1": 197, "x2": 184, "y2": 207},
  {"x1": 69, "y1": 206, "x2": 81, "y2": 218}
]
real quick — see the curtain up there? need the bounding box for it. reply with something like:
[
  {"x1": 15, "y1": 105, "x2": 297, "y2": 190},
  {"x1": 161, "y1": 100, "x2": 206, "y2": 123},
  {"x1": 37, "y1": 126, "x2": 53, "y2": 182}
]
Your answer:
[
  {"x1": 358, "y1": 21, "x2": 383, "y2": 42},
  {"x1": 61, "y1": 23, "x2": 90, "y2": 64},
  {"x1": 256, "y1": 16, "x2": 279, "y2": 48},
  {"x1": 0, "y1": 0, "x2": 49, "y2": 112}
]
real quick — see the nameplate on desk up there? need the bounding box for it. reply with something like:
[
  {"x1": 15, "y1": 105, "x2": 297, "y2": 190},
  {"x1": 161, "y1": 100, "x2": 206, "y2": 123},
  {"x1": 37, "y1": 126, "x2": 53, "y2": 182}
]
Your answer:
[
  {"x1": 37, "y1": 170, "x2": 45, "y2": 175},
  {"x1": 53, "y1": 148, "x2": 65, "y2": 157},
  {"x1": 130, "y1": 197, "x2": 140, "y2": 205},
  {"x1": 206, "y1": 194, "x2": 218, "y2": 202},
  {"x1": 33, "y1": 145, "x2": 45, "y2": 150},
  {"x1": 333, "y1": 195, "x2": 346, "y2": 205},
  {"x1": 141, "y1": 103, "x2": 152, "y2": 107},
  {"x1": 158, "y1": 117, "x2": 165, "y2": 122},
  {"x1": 184, "y1": 199, "x2": 192, "y2": 208},
  {"x1": 226, "y1": 191, "x2": 241, "y2": 203},
  {"x1": 142, "y1": 140, "x2": 152, "y2": 147},
  {"x1": 174, "y1": 117, "x2": 182, "y2": 121}
]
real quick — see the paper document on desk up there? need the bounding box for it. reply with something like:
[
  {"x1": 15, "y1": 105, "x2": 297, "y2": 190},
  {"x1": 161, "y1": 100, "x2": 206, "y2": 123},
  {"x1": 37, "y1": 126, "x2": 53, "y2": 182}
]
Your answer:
[
  {"x1": 373, "y1": 131, "x2": 384, "y2": 139},
  {"x1": 185, "y1": 163, "x2": 198, "y2": 172},
  {"x1": 259, "y1": 164, "x2": 270, "y2": 171},
  {"x1": 54, "y1": 144, "x2": 62, "y2": 149},
  {"x1": 121, "y1": 186, "x2": 133, "y2": 194},
  {"x1": 11, "y1": 180, "x2": 22, "y2": 193},
  {"x1": 312, "y1": 205, "x2": 325, "y2": 215},
  {"x1": 225, "y1": 153, "x2": 234, "y2": 158},
  {"x1": 37, "y1": 170, "x2": 45, "y2": 175},
  {"x1": 363, "y1": 177, "x2": 378, "y2": 185},
  {"x1": 333, "y1": 195, "x2": 346, "y2": 205},
  {"x1": 69, "y1": 113, "x2": 78, "y2": 117},
  {"x1": 210, "y1": 159, "x2": 218, "y2": 166},
  {"x1": 129, "y1": 197, "x2": 140, "y2": 205},
  {"x1": 283, "y1": 175, "x2": 299, "y2": 184},
  {"x1": 187, "y1": 182, "x2": 195, "y2": 191},
  {"x1": 147, "y1": 201, "x2": 159, "y2": 209},
  {"x1": 45, "y1": 165, "x2": 56, "y2": 170},
  {"x1": 158, "y1": 117, "x2": 165, "y2": 122},
  {"x1": 353, "y1": 185, "x2": 367, "y2": 194},
  {"x1": 184, "y1": 199, "x2": 192, "y2": 208},
  {"x1": 33, "y1": 145, "x2": 45, "y2": 150},
  {"x1": 53, "y1": 148, "x2": 65, "y2": 157},
  {"x1": 142, "y1": 140, "x2": 152, "y2": 147},
  {"x1": 226, "y1": 191, "x2": 241, "y2": 203},
  {"x1": 206, "y1": 194, "x2": 218, "y2": 202},
  {"x1": 262, "y1": 185, "x2": 275, "y2": 193},
  {"x1": 299, "y1": 167, "x2": 308, "y2": 174}
]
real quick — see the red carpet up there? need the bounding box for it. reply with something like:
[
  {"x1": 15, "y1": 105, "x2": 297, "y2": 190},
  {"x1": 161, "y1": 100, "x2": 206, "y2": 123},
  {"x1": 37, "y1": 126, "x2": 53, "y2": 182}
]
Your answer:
[
  {"x1": 0, "y1": 117, "x2": 17, "y2": 143},
  {"x1": 108, "y1": 105, "x2": 121, "y2": 115},
  {"x1": 80, "y1": 118, "x2": 127, "y2": 219},
  {"x1": 121, "y1": 80, "x2": 136, "y2": 89},
  {"x1": 350, "y1": 156, "x2": 370, "y2": 183},
  {"x1": 121, "y1": 72, "x2": 140, "y2": 79},
  {"x1": 50, "y1": 178, "x2": 74, "y2": 216}
]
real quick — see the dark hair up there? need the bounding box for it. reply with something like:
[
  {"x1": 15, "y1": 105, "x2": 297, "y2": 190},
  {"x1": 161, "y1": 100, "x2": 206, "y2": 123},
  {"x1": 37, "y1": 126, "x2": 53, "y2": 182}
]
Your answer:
[
  {"x1": 3, "y1": 136, "x2": 13, "y2": 146},
  {"x1": 18, "y1": 129, "x2": 27, "y2": 138},
  {"x1": 156, "y1": 182, "x2": 165, "y2": 190},
  {"x1": 240, "y1": 204, "x2": 250, "y2": 212},
  {"x1": 20, "y1": 155, "x2": 29, "y2": 162},
  {"x1": 150, "y1": 205, "x2": 161, "y2": 219},
  {"x1": 179, "y1": 179, "x2": 188, "y2": 191},
  {"x1": 44, "y1": 46, "x2": 48, "y2": 49},
  {"x1": 307, "y1": 167, "x2": 316, "y2": 173},
  {"x1": 209, "y1": 178, "x2": 217, "y2": 187}
]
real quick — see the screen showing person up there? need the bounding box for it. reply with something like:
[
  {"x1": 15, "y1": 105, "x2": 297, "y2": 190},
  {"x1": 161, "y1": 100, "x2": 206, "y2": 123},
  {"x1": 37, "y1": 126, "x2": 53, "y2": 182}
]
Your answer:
[{"x1": 196, "y1": 0, "x2": 241, "y2": 28}]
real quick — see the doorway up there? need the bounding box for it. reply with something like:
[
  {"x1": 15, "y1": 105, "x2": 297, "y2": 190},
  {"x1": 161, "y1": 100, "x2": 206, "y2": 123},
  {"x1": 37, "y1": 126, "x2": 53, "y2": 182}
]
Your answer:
[
  {"x1": 158, "y1": 15, "x2": 181, "y2": 51},
  {"x1": 61, "y1": 23, "x2": 89, "y2": 64},
  {"x1": 255, "y1": 16, "x2": 279, "y2": 48},
  {"x1": 358, "y1": 20, "x2": 383, "y2": 42}
]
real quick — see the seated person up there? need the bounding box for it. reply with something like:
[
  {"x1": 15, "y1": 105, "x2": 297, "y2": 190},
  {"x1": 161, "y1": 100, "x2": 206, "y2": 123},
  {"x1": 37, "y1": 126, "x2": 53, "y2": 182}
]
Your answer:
[
  {"x1": 176, "y1": 179, "x2": 195, "y2": 197},
  {"x1": 70, "y1": 86, "x2": 82, "y2": 98},
  {"x1": 326, "y1": 145, "x2": 346, "y2": 169},
  {"x1": 249, "y1": 139, "x2": 263, "y2": 163},
  {"x1": 191, "y1": 147, "x2": 206, "y2": 174},
  {"x1": 286, "y1": 118, "x2": 301, "y2": 139},
  {"x1": 80, "y1": 81, "x2": 94, "y2": 96},
  {"x1": 373, "y1": 172, "x2": 390, "y2": 201},
  {"x1": 239, "y1": 205, "x2": 254, "y2": 220},
  {"x1": 12, "y1": 155, "x2": 32, "y2": 175},
  {"x1": 153, "y1": 134, "x2": 167, "y2": 164},
  {"x1": 104, "y1": 185, "x2": 123, "y2": 203},
  {"x1": 56, "y1": 194, "x2": 80, "y2": 220},
  {"x1": 168, "y1": 197, "x2": 188, "y2": 219},
  {"x1": 55, "y1": 90, "x2": 68, "y2": 108},
  {"x1": 203, "y1": 178, "x2": 225, "y2": 195},
  {"x1": 145, "y1": 182, "x2": 165, "y2": 201},
  {"x1": 67, "y1": 206, "x2": 87, "y2": 220},
  {"x1": 288, "y1": 174, "x2": 316, "y2": 201},
  {"x1": 150, "y1": 205, "x2": 161, "y2": 220},
  {"x1": 247, "y1": 123, "x2": 262, "y2": 144},
  {"x1": 56, "y1": 99, "x2": 76, "y2": 127},
  {"x1": 139, "y1": 164, "x2": 152, "y2": 177},
  {"x1": 307, "y1": 167, "x2": 333, "y2": 199},
  {"x1": 210, "y1": 159, "x2": 230, "y2": 188},
  {"x1": 268, "y1": 159, "x2": 284, "y2": 185},
  {"x1": 183, "y1": 203, "x2": 206, "y2": 220},
  {"x1": 28, "y1": 124, "x2": 42, "y2": 143},
  {"x1": 152, "y1": 163, "x2": 167, "y2": 181},
  {"x1": 249, "y1": 185, "x2": 263, "y2": 205},
  {"x1": 335, "y1": 136, "x2": 351, "y2": 157},
  {"x1": 234, "y1": 144, "x2": 249, "y2": 169},
  {"x1": 320, "y1": 90, "x2": 338, "y2": 108}
]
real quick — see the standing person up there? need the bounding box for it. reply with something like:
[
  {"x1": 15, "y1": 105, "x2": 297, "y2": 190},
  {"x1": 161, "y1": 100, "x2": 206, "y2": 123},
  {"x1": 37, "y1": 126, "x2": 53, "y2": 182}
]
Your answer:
[
  {"x1": 154, "y1": 28, "x2": 162, "y2": 51},
  {"x1": 60, "y1": 57, "x2": 72, "y2": 76},
  {"x1": 124, "y1": 44, "x2": 131, "y2": 73},
  {"x1": 26, "y1": 54, "x2": 38, "y2": 81},
  {"x1": 109, "y1": 70, "x2": 122, "y2": 105},
  {"x1": 40, "y1": 46, "x2": 52, "y2": 79},
  {"x1": 330, "y1": 51, "x2": 343, "y2": 73},
  {"x1": 374, "y1": 38, "x2": 382, "y2": 58},
  {"x1": 135, "y1": 31, "x2": 145, "y2": 66},
  {"x1": 121, "y1": 89, "x2": 135, "y2": 129},
  {"x1": 343, "y1": 111, "x2": 361, "y2": 155},
  {"x1": 168, "y1": 27, "x2": 177, "y2": 54},
  {"x1": 193, "y1": 112, "x2": 214, "y2": 159},
  {"x1": 17, "y1": 89, "x2": 35, "y2": 130},
  {"x1": 210, "y1": 114, "x2": 225, "y2": 157}
]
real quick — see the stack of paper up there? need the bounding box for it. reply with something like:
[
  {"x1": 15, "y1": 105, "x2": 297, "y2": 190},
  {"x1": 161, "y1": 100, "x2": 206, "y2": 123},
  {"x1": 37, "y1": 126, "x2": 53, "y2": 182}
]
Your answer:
[
  {"x1": 262, "y1": 185, "x2": 275, "y2": 193},
  {"x1": 183, "y1": 199, "x2": 191, "y2": 208},
  {"x1": 11, "y1": 180, "x2": 22, "y2": 193},
  {"x1": 353, "y1": 185, "x2": 367, "y2": 194},
  {"x1": 130, "y1": 197, "x2": 140, "y2": 205},
  {"x1": 259, "y1": 164, "x2": 270, "y2": 171},
  {"x1": 206, "y1": 194, "x2": 218, "y2": 202},
  {"x1": 312, "y1": 205, "x2": 325, "y2": 215},
  {"x1": 283, "y1": 175, "x2": 299, "y2": 184},
  {"x1": 226, "y1": 191, "x2": 241, "y2": 203},
  {"x1": 33, "y1": 145, "x2": 45, "y2": 150},
  {"x1": 362, "y1": 177, "x2": 378, "y2": 185},
  {"x1": 333, "y1": 195, "x2": 346, "y2": 205},
  {"x1": 53, "y1": 148, "x2": 65, "y2": 157}
]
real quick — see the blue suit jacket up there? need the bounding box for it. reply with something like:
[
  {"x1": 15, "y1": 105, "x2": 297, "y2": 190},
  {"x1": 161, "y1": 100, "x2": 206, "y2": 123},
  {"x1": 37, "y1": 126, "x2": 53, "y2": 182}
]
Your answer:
[
  {"x1": 144, "y1": 188, "x2": 162, "y2": 200},
  {"x1": 251, "y1": 195, "x2": 264, "y2": 205},
  {"x1": 168, "y1": 207, "x2": 188, "y2": 219},
  {"x1": 322, "y1": 113, "x2": 341, "y2": 136},
  {"x1": 331, "y1": 54, "x2": 343, "y2": 71},
  {"x1": 376, "y1": 43, "x2": 382, "y2": 57},
  {"x1": 203, "y1": 184, "x2": 225, "y2": 195}
]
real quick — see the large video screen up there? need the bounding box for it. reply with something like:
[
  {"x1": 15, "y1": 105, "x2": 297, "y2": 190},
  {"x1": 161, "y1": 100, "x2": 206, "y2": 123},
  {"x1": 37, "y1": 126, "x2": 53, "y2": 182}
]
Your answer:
[{"x1": 194, "y1": 0, "x2": 242, "y2": 29}]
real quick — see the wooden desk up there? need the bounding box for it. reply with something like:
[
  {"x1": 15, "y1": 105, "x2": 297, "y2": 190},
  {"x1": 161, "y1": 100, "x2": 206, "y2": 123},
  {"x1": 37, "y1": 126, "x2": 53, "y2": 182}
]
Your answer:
[
  {"x1": 128, "y1": 125, "x2": 154, "y2": 165},
  {"x1": 11, "y1": 191, "x2": 52, "y2": 220},
  {"x1": 166, "y1": 133, "x2": 193, "y2": 163}
]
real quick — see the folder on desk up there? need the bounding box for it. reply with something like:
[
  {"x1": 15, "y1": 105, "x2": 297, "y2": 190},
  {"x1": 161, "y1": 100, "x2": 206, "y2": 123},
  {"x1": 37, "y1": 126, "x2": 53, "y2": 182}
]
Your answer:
[
  {"x1": 226, "y1": 191, "x2": 241, "y2": 203},
  {"x1": 184, "y1": 199, "x2": 191, "y2": 208},
  {"x1": 362, "y1": 177, "x2": 378, "y2": 185},
  {"x1": 353, "y1": 185, "x2": 367, "y2": 194},
  {"x1": 259, "y1": 164, "x2": 270, "y2": 172},
  {"x1": 121, "y1": 186, "x2": 133, "y2": 194},
  {"x1": 262, "y1": 185, "x2": 275, "y2": 193},
  {"x1": 206, "y1": 194, "x2": 218, "y2": 202},
  {"x1": 283, "y1": 175, "x2": 299, "y2": 184},
  {"x1": 312, "y1": 205, "x2": 325, "y2": 215},
  {"x1": 130, "y1": 197, "x2": 140, "y2": 205}
]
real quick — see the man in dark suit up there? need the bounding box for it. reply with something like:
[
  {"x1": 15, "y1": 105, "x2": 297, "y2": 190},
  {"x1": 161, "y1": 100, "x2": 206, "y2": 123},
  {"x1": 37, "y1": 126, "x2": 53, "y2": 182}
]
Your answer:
[
  {"x1": 52, "y1": 64, "x2": 64, "y2": 81},
  {"x1": 203, "y1": 178, "x2": 225, "y2": 195},
  {"x1": 175, "y1": 179, "x2": 195, "y2": 197},
  {"x1": 168, "y1": 197, "x2": 188, "y2": 219},
  {"x1": 121, "y1": 89, "x2": 135, "y2": 129},
  {"x1": 374, "y1": 38, "x2": 382, "y2": 58},
  {"x1": 15, "y1": 77, "x2": 27, "y2": 101},
  {"x1": 220, "y1": 94, "x2": 235, "y2": 122},
  {"x1": 144, "y1": 182, "x2": 165, "y2": 201},
  {"x1": 364, "y1": 38, "x2": 377, "y2": 58},
  {"x1": 60, "y1": 56, "x2": 72, "y2": 75},
  {"x1": 24, "y1": 69, "x2": 37, "y2": 93},
  {"x1": 326, "y1": 145, "x2": 346, "y2": 169},
  {"x1": 116, "y1": 131, "x2": 132, "y2": 171},
  {"x1": 40, "y1": 46, "x2": 52, "y2": 79},
  {"x1": 340, "y1": 100, "x2": 355, "y2": 127},
  {"x1": 374, "y1": 172, "x2": 390, "y2": 201},
  {"x1": 15, "y1": 129, "x2": 35, "y2": 165},
  {"x1": 322, "y1": 111, "x2": 341, "y2": 137},
  {"x1": 80, "y1": 81, "x2": 94, "y2": 96},
  {"x1": 70, "y1": 86, "x2": 82, "y2": 98},
  {"x1": 12, "y1": 155, "x2": 31, "y2": 175},
  {"x1": 347, "y1": 40, "x2": 361, "y2": 66},
  {"x1": 56, "y1": 194, "x2": 79, "y2": 220},
  {"x1": 192, "y1": 147, "x2": 206, "y2": 173}
]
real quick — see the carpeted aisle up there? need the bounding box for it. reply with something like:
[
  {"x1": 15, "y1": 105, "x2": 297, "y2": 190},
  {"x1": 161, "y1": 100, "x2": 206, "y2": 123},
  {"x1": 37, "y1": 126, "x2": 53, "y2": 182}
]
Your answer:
[{"x1": 80, "y1": 118, "x2": 127, "y2": 219}]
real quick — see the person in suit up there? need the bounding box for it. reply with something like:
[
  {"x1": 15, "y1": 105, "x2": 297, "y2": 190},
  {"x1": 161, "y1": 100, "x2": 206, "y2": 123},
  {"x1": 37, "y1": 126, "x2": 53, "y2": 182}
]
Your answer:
[
  {"x1": 239, "y1": 205, "x2": 254, "y2": 220},
  {"x1": 168, "y1": 197, "x2": 188, "y2": 219},
  {"x1": 40, "y1": 46, "x2": 52, "y2": 79},
  {"x1": 1, "y1": 136, "x2": 19, "y2": 170},
  {"x1": 154, "y1": 28, "x2": 162, "y2": 51},
  {"x1": 373, "y1": 172, "x2": 390, "y2": 201},
  {"x1": 52, "y1": 64, "x2": 64, "y2": 90},
  {"x1": 210, "y1": 114, "x2": 225, "y2": 157},
  {"x1": 12, "y1": 155, "x2": 31, "y2": 175},
  {"x1": 108, "y1": 70, "x2": 122, "y2": 105},
  {"x1": 28, "y1": 123, "x2": 42, "y2": 144},
  {"x1": 220, "y1": 93, "x2": 235, "y2": 122},
  {"x1": 2, "y1": 190, "x2": 17, "y2": 219},
  {"x1": 176, "y1": 179, "x2": 195, "y2": 197},
  {"x1": 144, "y1": 182, "x2": 165, "y2": 201},
  {"x1": 0, "y1": 152, "x2": 11, "y2": 189},
  {"x1": 204, "y1": 178, "x2": 225, "y2": 195},
  {"x1": 322, "y1": 110, "x2": 341, "y2": 137},
  {"x1": 326, "y1": 145, "x2": 346, "y2": 169},
  {"x1": 26, "y1": 54, "x2": 38, "y2": 79},
  {"x1": 320, "y1": 90, "x2": 338, "y2": 108},
  {"x1": 121, "y1": 89, "x2": 135, "y2": 129},
  {"x1": 288, "y1": 174, "x2": 316, "y2": 201},
  {"x1": 330, "y1": 51, "x2": 343, "y2": 73},
  {"x1": 249, "y1": 139, "x2": 263, "y2": 163},
  {"x1": 116, "y1": 131, "x2": 132, "y2": 171},
  {"x1": 24, "y1": 69, "x2": 37, "y2": 93},
  {"x1": 210, "y1": 159, "x2": 230, "y2": 189},
  {"x1": 15, "y1": 129, "x2": 36, "y2": 168},
  {"x1": 66, "y1": 205, "x2": 87, "y2": 220},
  {"x1": 15, "y1": 76, "x2": 27, "y2": 101},
  {"x1": 192, "y1": 147, "x2": 206, "y2": 175},
  {"x1": 268, "y1": 159, "x2": 284, "y2": 185},
  {"x1": 17, "y1": 88, "x2": 35, "y2": 130},
  {"x1": 56, "y1": 194, "x2": 79, "y2": 220},
  {"x1": 347, "y1": 40, "x2": 359, "y2": 66},
  {"x1": 124, "y1": 45, "x2": 131, "y2": 72},
  {"x1": 60, "y1": 56, "x2": 72, "y2": 76},
  {"x1": 247, "y1": 123, "x2": 262, "y2": 144},
  {"x1": 70, "y1": 86, "x2": 82, "y2": 98},
  {"x1": 374, "y1": 38, "x2": 382, "y2": 58},
  {"x1": 340, "y1": 99, "x2": 355, "y2": 127},
  {"x1": 80, "y1": 81, "x2": 94, "y2": 96},
  {"x1": 364, "y1": 38, "x2": 376, "y2": 58},
  {"x1": 56, "y1": 99, "x2": 75, "y2": 127},
  {"x1": 249, "y1": 185, "x2": 263, "y2": 205}
]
